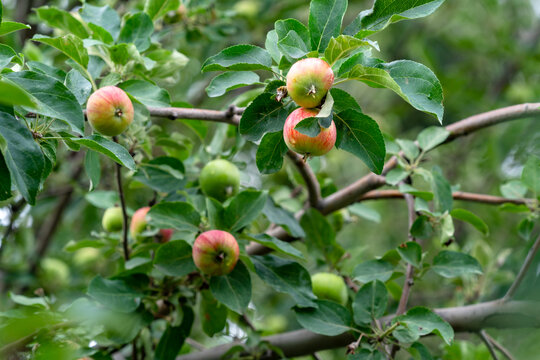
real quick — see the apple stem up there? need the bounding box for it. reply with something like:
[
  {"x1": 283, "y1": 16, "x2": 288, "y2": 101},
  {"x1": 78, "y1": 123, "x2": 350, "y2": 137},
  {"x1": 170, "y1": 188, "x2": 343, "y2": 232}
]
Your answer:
[{"x1": 215, "y1": 252, "x2": 225, "y2": 263}]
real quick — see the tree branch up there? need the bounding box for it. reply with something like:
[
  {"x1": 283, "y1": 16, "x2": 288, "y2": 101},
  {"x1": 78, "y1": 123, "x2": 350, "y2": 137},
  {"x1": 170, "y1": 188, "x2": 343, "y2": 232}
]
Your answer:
[
  {"x1": 176, "y1": 300, "x2": 540, "y2": 360},
  {"x1": 147, "y1": 105, "x2": 243, "y2": 125},
  {"x1": 359, "y1": 190, "x2": 532, "y2": 206},
  {"x1": 502, "y1": 231, "x2": 540, "y2": 301},
  {"x1": 479, "y1": 330, "x2": 500, "y2": 360},
  {"x1": 286, "y1": 151, "x2": 322, "y2": 209},
  {"x1": 482, "y1": 332, "x2": 516, "y2": 360}
]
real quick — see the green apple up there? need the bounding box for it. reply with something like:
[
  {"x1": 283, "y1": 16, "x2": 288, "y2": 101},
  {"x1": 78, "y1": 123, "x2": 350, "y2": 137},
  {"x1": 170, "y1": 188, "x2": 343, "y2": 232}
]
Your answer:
[
  {"x1": 87, "y1": 86, "x2": 134, "y2": 136},
  {"x1": 283, "y1": 107, "x2": 336, "y2": 156},
  {"x1": 311, "y1": 272, "x2": 348, "y2": 305},
  {"x1": 192, "y1": 230, "x2": 240, "y2": 276},
  {"x1": 102, "y1": 206, "x2": 124, "y2": 232},
  {"x1": 286, "y1": 58, "x2": 334, "y2": 108},
  {"x1": 199, "y1": 159, "x2": 240, "y2": 202},
  {"x1": 39, "y1": 258, "x2": 70, "y2": 290},
  {"x1": 73, "y1": 248, "x2": 101, "y2": 269}
]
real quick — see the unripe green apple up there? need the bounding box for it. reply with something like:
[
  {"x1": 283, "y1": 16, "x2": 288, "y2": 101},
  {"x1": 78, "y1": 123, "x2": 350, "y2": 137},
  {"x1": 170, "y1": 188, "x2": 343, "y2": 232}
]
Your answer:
[
  {"x1": 199, "y1": 159, "x2": 240, "y2": 202},
  {"x1": 73, "y1": 248, "x2": 101, "y2": 268},
  {"x1": 87, "y1": 86, "x2": 134, "y2": 136},
  {"x1": 39, "y1": 258, "x2": 70, "y2": 290},
  {"x1": 102, "y1": 206, "x2": 124, "y2": 232},
  {"x1": 311, "y1": 272, "x2": 348, "y2": 305},
  {"x1": 286, "y1": 58, "x2": 334, "y2": 108},
  {"x1": 283, "y1": 107, "x2": 336, "y2": 156},
  {"x1": 192, "y1": 230, "x2": 240, "y2": 276}
]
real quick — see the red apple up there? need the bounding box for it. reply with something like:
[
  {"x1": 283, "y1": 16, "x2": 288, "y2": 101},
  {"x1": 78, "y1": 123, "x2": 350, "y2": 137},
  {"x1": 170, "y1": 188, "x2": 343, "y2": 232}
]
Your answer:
[
  {"x1": 283, "y1": 107, "x2": 336, "y2": 156},
  {"x1": 158, "y1": 228, "x2": 173, "y2": 243},
  {"x1": 130, "y1": 206, "x2": 173, "y2": 241},
  {"x1": 130, "y1": 207, "x2": 150, "y2": 239},
  {"x1": 87, "y1": 86, "x2": 134, "y2": 136},
  {"x1": 286, "y1": 58, "x2": 334, "y2": 108},
  {"x1": 192, "y1": 230, "x2": 240, "y2": 276}
]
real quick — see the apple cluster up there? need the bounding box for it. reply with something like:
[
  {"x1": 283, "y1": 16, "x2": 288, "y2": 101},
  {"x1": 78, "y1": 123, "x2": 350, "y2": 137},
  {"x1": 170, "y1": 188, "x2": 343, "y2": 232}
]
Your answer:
[{"x1": 284, "y1": 58, "x2": 337, "y2": 157}]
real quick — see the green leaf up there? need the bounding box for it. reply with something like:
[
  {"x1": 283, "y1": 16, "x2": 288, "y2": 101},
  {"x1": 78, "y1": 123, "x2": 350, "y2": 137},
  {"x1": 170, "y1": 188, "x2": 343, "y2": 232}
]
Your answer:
[
  {"x1": 265, "y1": 30, "x2": 281, "y2": 63},
  {"x1": 432, "y1": 250, "x2": 483, "y2": 278},
  {"x1": 32, "y1": 34, "x2": 89, "y2": 69},
  {"x1": 275, "y1": 18, "x2": 310, "y2": 45},
  {"x1": 145, "y1": 0, "x2": 180, "y2": 21},
  {"x1": 334, "y1": 109, "x2": 386, "y2": 174},
  {"x1": 252, "y1": 255, "x2": 317, "y2": 308},
  {"x1": 393, "y1": 306, "x2": 454, "y2": 345},
  {"x1": 500, "y1": 180, "x2": 527, "y2": 199},
  {"x1": 397, "y1": 241, "x2": 422, "y2": 268},
  {"x1": 87, "y1": 276, "x2": 142, "y2": 313},
  {"x1": 345, "y1": 0, "x2": 445, "y2": 37},
  {"x1": 0, "y1": 153, "x2": 11, "y2": 201},
  {"x1": 225, "y1": 190, "x2": 267, "y2": 232},
  {"x1": 200, "y1": 290, "x2": 227, "y2": 337},
  {"x1": 9, "y1": 292, "x2": 49, "y2": 308},
  {"x1": 118, "y1": 12, "x2": 154, "y2": 52},
  {"x1": 65, "y1": 69, "x2": 92, "y2": 105},
  {"x1": 0, "y1": 21, "x2": 31, "y2": 37},
  {"x1": 133, "y1": 157, "x2": 185, "y2": 193},
  {"x1": 84, "y1": 150, "x2": 100, "y2": 191},
  {"x1": 202, "y1": 45, "x2": 273, "y2": 72},
  {"x1": 522, "y1": 156, "x2": 540, "y2": 196},
  {"x1": 0, "y1": 112, "x2": 44, "y2": 205},
  {"x1": 278, "y1": 30, "x2": 309, "y2": 59},
  {"x1": 417, "y1": 126, "x2": 450, "y2": 151},
  {"x1": 430, "y1": 166, "x2": 453, "y2": 212},
  {"x1": 0, "y1": 44, "x2": 16, "y2": 68},
  {"x1": 118, "y1": 80, "x2": 171, "y2": 107},
  {"x1": 398, "y1": 184, "x2": 433, "y2": 201},
  {"x1": 154, "y1": 240, "x2": 196, "y2": 277},
  {"x1": 300, "y1": 208, "x2": 344, "y2": 264},
  {"x1": 69, "y1": 135, "x2": 136, "y2": 170},
  {"x1": 396, "y1": 139, "x2": 419, "y2": 161},
  {"x1": 27, "y1": 61, "x2": 66, "y2": 81},
  {"x1": 155, "y1": 305, "x2": 193, "y2": 360},
  {"x1": 256, "y1": 131, "x2": 288, "y2": 174},
  {"x1": 85, "y1": 190, "x2": 119, "y2": 209},
  {"x1": 35, "y1": 6, "x2": 89, "y2": 38},
  {"x1": 308, "y1": 0, "x2": 348, "y2": 52},
  {"x1": 239, "y1": 92, "x2": 290, "y2": 141},
  {"x1": 80, "y1": 4, "x2": 121, "y2": 40},
  {"x1": 295, "y1": 92, "x2": 334, "y2": 136},
  {"x1": 348, "y1": 203, "x2": 381, "y2": 223},
  {"x1": 386, "y1": 168, "x2": 409, "y2": 186},
  {"x1": 0, "y1": 77, "x2": 35, "y2": 107},
  {"x1": 295, "y1": 299, "x2": 352, "y2": 336},
  {"x1": 518, "y1": 218, "x2": 535, "y2": 241},
  {"x1": 331, "y1": 88, "x2": 363, "y2": 113},
  {"x1": 147, "y1": 202, "x2": 201, "y2": 232},
  {"x1": 5, "y1": 71, "x2": 84, "y2": 134},
  {"x1": 210, "y1": 261, "x2": 251, "y2": 314},
  {"x1": 247, "y1": 234, "x2": 303, "y2": 260},
  {"x1": 262, "y1": 197, "x2": 305, "y2": 237},
  {"x1": 450, "y1": 208, "x2": 489, "y2": 235},
  {"x1": 353, "y1": 281, "x2": 388, "y2": 325},
  {"x1": 206, "y1": 72, "x2": 260, "y2": 98},
  {"x1": 353, "y1": 259, "x2": 394, "y2": 283},
  {"x1": 325, "y1": 35, "x2": 370, "y2": 66}
]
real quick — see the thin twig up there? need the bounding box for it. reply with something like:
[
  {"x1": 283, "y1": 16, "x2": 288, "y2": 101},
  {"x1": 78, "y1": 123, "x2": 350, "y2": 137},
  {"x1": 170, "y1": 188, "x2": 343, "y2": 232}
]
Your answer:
[
  {"x1": 503, "y1": 232, "x2": 540, "y2": 301},
  {"x1": 147, "y1": 105, "x2": 243, "y2": 125},
  {"x1": 479, "y1": 330, "x2": 500, "y2": 360},
  {"x1": 114, "y1": 137, "x2": 130, "y2": 261},
  {"x1": 286, "y1": 151, "x2": 322, "y2": 209},
  {"x1": 483, "y1": 332, "x2": 516, "y2": 360}
]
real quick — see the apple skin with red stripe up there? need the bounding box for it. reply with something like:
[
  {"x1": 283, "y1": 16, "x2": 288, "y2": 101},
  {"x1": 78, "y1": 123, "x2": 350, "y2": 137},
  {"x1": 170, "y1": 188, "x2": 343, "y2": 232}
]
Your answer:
[
  {"x1": 192, "y1": 230, "x2": 240, "y2": 276},
  {"x1": 87, "y1": 86, "x2": 134, "y2": 136},
  {"x1": 283, "y1": 107, "x2": 336, "y2": 157},
  {"x1": 130, "y1": 206, "x2": 173, "y2": 242}
]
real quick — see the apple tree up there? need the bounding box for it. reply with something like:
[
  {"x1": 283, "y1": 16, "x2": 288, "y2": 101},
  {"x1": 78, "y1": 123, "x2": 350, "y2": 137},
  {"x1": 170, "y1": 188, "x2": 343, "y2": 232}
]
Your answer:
[{"x1": 0, "y1": 0, "x2": 539, "y2": 359}]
